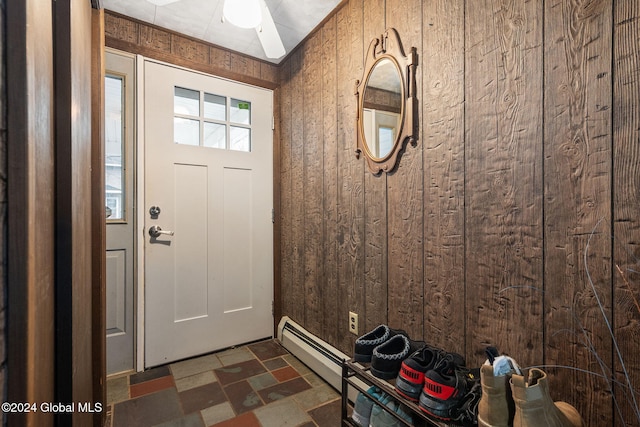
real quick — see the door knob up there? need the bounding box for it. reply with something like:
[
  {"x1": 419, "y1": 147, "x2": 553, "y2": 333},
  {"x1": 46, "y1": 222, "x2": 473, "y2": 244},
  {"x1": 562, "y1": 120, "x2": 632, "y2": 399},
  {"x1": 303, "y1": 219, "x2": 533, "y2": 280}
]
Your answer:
[{"x1": 149, "y1": 225, "x2": 174, "y2": 238}]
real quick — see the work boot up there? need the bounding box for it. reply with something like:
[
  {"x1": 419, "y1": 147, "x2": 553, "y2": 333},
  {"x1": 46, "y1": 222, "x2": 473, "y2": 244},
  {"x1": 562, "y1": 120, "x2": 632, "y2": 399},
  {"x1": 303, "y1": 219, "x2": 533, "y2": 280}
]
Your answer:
[
  {"x1": 478, "y1": 347, "x2": 522, "y2": 427},
  {"x1": 477, "y1": 348, "x2": 521, "y2": 427},
  {"x1": 478, "y1": 364, "x2": 514, "y2": 426},
  {"x1": 511, "y1": 368, "x2": 584, "y2": 427}
]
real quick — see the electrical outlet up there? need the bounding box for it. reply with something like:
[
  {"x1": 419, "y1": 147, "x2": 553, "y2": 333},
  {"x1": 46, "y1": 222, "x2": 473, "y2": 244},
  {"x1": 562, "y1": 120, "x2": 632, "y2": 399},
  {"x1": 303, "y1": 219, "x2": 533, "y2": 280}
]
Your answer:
[{"x1": 349, "y1": 311, "x2": 358, "y2": 335}]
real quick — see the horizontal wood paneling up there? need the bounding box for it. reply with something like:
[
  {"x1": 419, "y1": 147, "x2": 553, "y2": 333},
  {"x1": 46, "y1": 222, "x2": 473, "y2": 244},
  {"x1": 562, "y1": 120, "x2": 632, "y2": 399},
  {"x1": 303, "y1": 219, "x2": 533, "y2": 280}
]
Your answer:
[
  {"x1": 278, "y1": 0, "x2": 639, "y2": 425},
  {"x1": 104, "y1": 11, "x2": 278, "y2": 89}
]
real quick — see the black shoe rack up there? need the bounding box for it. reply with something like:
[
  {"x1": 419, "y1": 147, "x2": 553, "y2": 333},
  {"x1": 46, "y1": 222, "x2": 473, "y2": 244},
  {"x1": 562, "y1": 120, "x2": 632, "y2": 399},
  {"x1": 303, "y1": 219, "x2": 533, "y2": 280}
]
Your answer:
[{"x1": 341, "y1": 359, "x2": 450, "y2": 427}]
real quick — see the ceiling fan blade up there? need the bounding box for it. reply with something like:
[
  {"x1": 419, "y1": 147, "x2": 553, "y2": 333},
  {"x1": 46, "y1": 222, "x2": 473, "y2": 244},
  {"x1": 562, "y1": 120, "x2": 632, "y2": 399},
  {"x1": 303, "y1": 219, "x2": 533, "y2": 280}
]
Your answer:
[{"x1": 255, "y1": 0, "x2": 286, "y2": 59}]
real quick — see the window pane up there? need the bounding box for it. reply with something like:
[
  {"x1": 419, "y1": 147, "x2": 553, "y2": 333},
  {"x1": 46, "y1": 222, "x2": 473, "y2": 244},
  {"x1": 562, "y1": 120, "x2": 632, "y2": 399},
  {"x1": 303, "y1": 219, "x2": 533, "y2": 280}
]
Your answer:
[
  {"x1": 204, "y1": 122, "x2": 226, "y2": 149},
  {"x1": 174, "y1": 117, "x2": 200, "y2": 146},
  {"x1": 230, "y1": 126, "x2": 250, "y2": 152},
  {"x1": 204, "y1": 93, "x2": 226, "y2": 121},
  {"x1": 174, "y1": 87, "x2": 200, "y2": 116},
  {"x1": 105, "y1": 75, "x2": 124, "y2": 220},
  {"x1": 230, "y1": 99, "x2": 251, "y2": 124},
  {"x1": 378, "y1": 126, "x2": 394, "y2": 158}
]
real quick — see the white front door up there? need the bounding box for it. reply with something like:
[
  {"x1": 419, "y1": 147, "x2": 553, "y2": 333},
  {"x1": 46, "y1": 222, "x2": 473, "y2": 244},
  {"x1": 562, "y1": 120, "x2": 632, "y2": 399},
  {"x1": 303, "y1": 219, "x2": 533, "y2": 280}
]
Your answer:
[{"x1": 144, "y1": 60, "x2": 274, "y2": 367}]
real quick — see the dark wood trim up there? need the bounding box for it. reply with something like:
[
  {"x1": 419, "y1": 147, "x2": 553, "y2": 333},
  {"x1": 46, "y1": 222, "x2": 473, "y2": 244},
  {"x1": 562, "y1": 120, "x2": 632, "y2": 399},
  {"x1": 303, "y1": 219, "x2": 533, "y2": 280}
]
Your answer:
[
  {"x1": 6, "y1": 1, "x2": 56, "y2": 425},
  {"x1": 54, "y1": 0, "x2": 95, "y2": 424},
  {"x1": 106, "y1": 37, "x2": 278, "y2": 90},
  {"x1": 54, "y1": 0, "x2": 75, "y2": 418},
  {"x1": 105, "y1": 9, "x2": 277, "y2": 67},
  {"x1": 91, "y1": 8, "x2": 107, "y2": 427},
  {"x1": 104, "y1": 11, "x2": 279, "y2": 90}
]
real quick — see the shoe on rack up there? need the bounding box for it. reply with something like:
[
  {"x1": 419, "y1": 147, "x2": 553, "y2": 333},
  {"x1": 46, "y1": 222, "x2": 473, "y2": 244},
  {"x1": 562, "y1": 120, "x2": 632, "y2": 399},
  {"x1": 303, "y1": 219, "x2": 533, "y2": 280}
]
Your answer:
[
  {"x1": 418, "y1": 354, "x2": 474, "y2": 420},
  {"x1": 395, "y1": 346, "x2": 465, "y2": 402},
  {"x1": 369, "y1": 392, "x2": 414, "y2": 427},
  {"x1": 478, "y1": 346, "x2": 522, "y2": 427},
  {"x1": 352, "y1": 386, "x2": 383, "y2": 427},
  {"x1": 370, "y1": 334, "x2": 413, "y2": 380},
  {"x1": 354, "y1": 325, "x2": 399, "y2": 363},
  {"x1": 511, "y1": 368, "x2": 584, "y2": 427}
]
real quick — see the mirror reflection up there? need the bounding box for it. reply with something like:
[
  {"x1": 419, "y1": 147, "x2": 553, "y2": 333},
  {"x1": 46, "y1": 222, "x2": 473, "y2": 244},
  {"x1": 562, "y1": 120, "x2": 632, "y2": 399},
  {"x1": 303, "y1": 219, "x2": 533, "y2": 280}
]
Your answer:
[{"x1": 362, "y1": 58, "x2": 402, "y2": 159}]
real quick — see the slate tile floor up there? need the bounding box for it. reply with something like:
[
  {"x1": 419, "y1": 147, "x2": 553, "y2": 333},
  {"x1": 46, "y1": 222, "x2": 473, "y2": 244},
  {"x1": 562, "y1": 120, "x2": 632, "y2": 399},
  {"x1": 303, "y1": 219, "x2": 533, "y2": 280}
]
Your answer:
[{"x1": 106, "y1": 339, "x2": 344, "y2": 427}]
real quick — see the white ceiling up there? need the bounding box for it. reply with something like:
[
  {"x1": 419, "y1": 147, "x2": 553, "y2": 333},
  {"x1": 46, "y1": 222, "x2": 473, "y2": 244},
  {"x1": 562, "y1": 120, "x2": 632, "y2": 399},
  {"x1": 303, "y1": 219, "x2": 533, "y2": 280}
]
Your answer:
[{"x1": 102, "y1": 0, "x2": 343, "y2": 64}]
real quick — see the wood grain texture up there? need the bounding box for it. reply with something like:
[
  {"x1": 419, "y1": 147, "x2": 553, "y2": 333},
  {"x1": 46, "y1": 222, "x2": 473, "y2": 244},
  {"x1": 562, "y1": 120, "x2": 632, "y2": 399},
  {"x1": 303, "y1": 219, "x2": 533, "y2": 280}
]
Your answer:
[
  {"x1": 56, "y1": 1, "x2": 95, "y2": 423},
  {"x1": 139, "y1": 25, "x2": 171, "y2": 53},
  {"x1": 288, "y1": 49, "x2": 306, "y2": 325},
  {"x1": 385, "y1": 0, "x2": 424, "y2": 339},
  {"x1": 278, "y1": 61, "x2": 296, "y2": 323},
  {"x1": 172, "y1": 36, "x2": 209, "y2": 64},
  {"x1": 422, "y1": 0, "x2": 466, "y2": 355},
  {"x1": 544, "y1": 0, "x2": 613, "y2": 423},
  {"x1": 91, "y1": 8, "x2": 106, "y2": 427},
  {"x1": 321, "y1": 15, "x2": 339, "y2": 345},
  {"x1": 362, "y1": 0, "x2": 388, "y2": 335},
  {"x1": 465, "y1": 0, "x2": 544, "y2": 367},
  {"x1": 276, "y1": 1, "x2": 638, "y2": 424},
  {"x1": 104, "y1": 12, "x2": 138, "y2": 44},
  {"x1": 105, "y1": 11, "x2": 278, "y2": 89},
  {"x1": 303, "y1": 31, "x2": 324, "y2": 337},
  {"x1": 613, "y1": 1, "x2": 640, "y2": 425},
  {"x1": 6, "y1": 1, "x2": 56, "y2": 424},
  {"x1": 336, "y1": 0, "x2": 365, "y2": 354}
]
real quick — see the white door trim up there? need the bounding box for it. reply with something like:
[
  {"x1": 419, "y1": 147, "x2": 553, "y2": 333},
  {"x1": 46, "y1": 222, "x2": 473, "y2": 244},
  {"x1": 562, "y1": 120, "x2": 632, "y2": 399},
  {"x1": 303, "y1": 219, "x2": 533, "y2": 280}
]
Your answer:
[{"x1": 135, "y1": 53, "x2": 146, "y2": 372}]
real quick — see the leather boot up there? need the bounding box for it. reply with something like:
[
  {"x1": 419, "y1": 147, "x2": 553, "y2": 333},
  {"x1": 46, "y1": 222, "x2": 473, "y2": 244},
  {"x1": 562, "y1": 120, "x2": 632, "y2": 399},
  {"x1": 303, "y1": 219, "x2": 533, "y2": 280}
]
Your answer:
[
  {"x1": 511, "y1": 368, "x2": 584, "y2": 427},
  {"x1": 477, "y1": 363, "x2": 514, "y2": 426}
]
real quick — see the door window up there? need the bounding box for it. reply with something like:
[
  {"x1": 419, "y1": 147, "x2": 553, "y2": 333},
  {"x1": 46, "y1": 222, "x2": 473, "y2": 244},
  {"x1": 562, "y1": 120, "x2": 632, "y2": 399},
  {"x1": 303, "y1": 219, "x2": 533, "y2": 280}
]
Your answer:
[{"x1": 174, "y1": 87, "x2": 252, "y2": 152}]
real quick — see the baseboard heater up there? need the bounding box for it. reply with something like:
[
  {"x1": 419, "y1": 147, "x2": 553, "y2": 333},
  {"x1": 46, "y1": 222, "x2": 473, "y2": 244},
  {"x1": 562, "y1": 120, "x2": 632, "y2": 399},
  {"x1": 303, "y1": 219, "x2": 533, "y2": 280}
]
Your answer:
[{"x1": 277, "y1": 316, "x2": 366, "y2": 402}]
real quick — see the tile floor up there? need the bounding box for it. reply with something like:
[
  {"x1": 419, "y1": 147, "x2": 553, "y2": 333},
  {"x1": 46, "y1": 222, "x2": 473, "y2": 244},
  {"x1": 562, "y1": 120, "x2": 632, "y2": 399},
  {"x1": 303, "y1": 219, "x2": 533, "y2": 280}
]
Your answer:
[{"x1": 106, "y1": 339, "x2": 344, "y2": 427}]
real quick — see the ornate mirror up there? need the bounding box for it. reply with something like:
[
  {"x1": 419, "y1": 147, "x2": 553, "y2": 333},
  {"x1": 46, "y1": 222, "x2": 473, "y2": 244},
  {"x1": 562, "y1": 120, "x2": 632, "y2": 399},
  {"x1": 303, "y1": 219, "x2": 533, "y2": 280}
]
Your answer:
[{"x1": 355, "y1": 28, "x2": 417, "y2": 174}]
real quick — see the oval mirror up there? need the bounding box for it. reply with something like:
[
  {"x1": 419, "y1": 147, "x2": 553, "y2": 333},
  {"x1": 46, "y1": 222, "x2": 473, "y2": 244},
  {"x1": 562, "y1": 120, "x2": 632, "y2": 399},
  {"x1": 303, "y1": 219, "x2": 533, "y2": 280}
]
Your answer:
[
  {"x1": 356, "y1": 28, "x2": 417, "y2": 174},
  {"x1": 361, "y1": 58, "x2": 403, "y2": 160}
]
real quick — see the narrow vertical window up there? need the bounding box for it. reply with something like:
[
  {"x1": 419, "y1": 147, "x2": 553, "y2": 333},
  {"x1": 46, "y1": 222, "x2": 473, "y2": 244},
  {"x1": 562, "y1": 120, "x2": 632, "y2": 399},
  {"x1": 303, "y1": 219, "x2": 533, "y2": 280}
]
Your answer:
[{"x1": 105, "y1": 75, "x2": 125, "y2": 221}]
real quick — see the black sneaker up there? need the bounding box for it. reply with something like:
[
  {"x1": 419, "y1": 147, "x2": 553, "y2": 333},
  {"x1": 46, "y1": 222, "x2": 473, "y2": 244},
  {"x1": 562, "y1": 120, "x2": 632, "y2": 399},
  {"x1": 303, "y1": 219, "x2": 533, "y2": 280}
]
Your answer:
[
  {"x1": 395, "y1": 347, "x2": 465, "y2": 402},
  {"x1": 418, "y1": 354, "x2": 472, "y2": 420},
  {"x1": 354, "y1": 325, "x2": 400, "y2": 363},
  {"x1": 370, "y1": 335, "x2": 412, "y2": 380}
]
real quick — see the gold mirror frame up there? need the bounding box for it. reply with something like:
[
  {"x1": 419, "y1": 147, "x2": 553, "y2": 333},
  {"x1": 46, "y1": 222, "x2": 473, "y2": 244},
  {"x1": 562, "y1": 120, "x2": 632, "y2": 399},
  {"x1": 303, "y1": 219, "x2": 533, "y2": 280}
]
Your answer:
[{"x1": 355, "y1": 28, "x2": 417, "y2": 174}]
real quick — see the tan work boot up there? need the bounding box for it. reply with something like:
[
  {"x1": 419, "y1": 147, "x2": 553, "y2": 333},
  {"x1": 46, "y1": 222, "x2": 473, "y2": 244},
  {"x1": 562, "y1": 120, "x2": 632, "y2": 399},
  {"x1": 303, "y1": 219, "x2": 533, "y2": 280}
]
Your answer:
[
  {"x1": 511, "y1": 368, "x2": 584, "y2": 427},
  {"x1": 477, "y1": 363, "x2": 515, "y2": 426}
]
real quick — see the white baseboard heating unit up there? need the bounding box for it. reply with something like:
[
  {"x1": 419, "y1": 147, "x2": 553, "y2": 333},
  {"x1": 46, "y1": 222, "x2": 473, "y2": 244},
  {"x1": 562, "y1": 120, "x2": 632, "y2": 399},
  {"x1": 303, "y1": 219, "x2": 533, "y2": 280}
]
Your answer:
[{"x1": 277, "y1": 316, "x2": 366, "y2": 402}]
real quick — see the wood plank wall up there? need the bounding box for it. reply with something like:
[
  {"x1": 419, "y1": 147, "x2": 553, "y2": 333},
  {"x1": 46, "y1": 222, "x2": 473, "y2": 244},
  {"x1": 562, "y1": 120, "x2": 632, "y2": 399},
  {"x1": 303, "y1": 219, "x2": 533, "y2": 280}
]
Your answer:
[
  {"x1": 278, "y1": 1, "x2": 640, "y2": 425},
  {"x1": 104, "y1": 11, "x2": 279, "y2": 89}
]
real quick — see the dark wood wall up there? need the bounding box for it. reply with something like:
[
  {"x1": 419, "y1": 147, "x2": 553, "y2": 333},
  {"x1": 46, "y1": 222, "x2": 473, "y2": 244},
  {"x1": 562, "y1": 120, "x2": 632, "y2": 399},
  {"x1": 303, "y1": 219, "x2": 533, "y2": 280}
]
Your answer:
[
  {"x1": 6, "y1": 1, "x2": 97, "y2": 425},
  {"x1": 104, "y1": 11, "x2": 279, "y2": 89},
  {"x1": 278, "y1": 1, "x2": 640, "y2": 425}
]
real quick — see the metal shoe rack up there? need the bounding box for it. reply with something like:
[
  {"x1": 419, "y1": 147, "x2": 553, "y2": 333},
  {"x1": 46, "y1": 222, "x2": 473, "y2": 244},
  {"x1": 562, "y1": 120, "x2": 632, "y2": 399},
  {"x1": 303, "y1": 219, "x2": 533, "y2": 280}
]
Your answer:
[{"x1": 341, "y1": 359, "x2": 450, "y2": 427}]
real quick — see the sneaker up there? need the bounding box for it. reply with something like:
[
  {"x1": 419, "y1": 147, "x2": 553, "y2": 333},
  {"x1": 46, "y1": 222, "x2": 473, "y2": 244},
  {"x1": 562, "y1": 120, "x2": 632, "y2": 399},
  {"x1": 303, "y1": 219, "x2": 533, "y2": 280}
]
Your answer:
[
  {"x1": 418, "y1": 354, "x2": 473, "y2": 420},
  {"x1": 369, "y1": 392, "x2": 413, "y2": 427},
  {"x1": 352, "y1": 386, "x2": 383, "y2": 427},
  {"x1": 370, "y1": 335, "x2": 412, "y2": 380},
  {"x1": 354, "y1": 325, "x2": 394, "y2": 363},
  {"x1": 395, "y1": 346, "x2": 465, "y2": 402}
]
